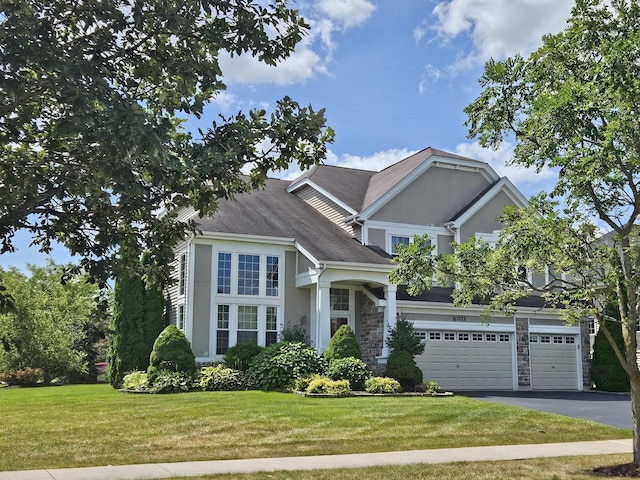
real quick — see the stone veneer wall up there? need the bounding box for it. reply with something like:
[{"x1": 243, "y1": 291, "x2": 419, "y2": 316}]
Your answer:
[
  {"x1": 515, "y1": 317, "x2": 531, "y2": 387},
  {"x1": 580, "y1": 319, "x2": 592, "y2": 390},
  {"x1": 356, "y1": 291, "x2": 385, "y2": 375}
]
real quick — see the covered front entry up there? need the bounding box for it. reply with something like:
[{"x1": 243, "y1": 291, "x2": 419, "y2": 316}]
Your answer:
[
  {"x1": 529, "y1": 333, "x2": 579, "y2": 390},
  {"x1": 415, "y1": 329, "x2": 514, "y2": 390}
]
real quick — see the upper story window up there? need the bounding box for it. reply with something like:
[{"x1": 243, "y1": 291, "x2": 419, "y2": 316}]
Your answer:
[
  {"x1": 390, "y1": 235, "x2": 410, "y2": 255},
  {"x1": 238, "y1": 254, "x2": 260, "y2": 295},
  {"x1": 216, "y1": 252, "x2": 281, "y2": 298},
  {"x1": 178, "y1": 253, "x2": 186, "y2": 296},
  {"x1": 217, "y1": 252, "x2": 232, "y2": 294},
  {"x1": 330, "y1": 288, "x2": 350, "y2": 311},
  {"x1": 266, "y1": 256, "x2": 279, "y2": 297}
]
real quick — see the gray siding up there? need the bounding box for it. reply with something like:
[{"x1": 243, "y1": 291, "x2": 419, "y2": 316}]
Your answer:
[
  {"x1": 295, "y1": 185, "x2": 354, "y2": 235},
  {"x1": 165, "y1": 241, "x2": 189, "y2": 327},
  {"x1": 368, "y1": 228, "x2": 385, "y2": 250},
  {"x1": 437, "y1": 234, "x2": 454, "y2": 255},
  {"x1": 371, "y1": 166, "x2": 491, "y2": 226},
  {"x1": 460, "y1": 191, "x2": 512, "y2": 242},
  {"x1": 285, "y1": 251, "x2": 310, "y2": 329},
  {"x1": 192, "y1": 244, "x2": 212, "y2": 357}
]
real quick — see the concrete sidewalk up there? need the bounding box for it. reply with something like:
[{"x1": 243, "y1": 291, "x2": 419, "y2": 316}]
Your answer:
[{"x1": 0, "y1": 439, "x2": 632, "y2": 480}]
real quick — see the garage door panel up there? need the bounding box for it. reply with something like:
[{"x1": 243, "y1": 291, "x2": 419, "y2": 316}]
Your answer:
[{"x1": 530, "y1": 336, "x2": 579, "y2": 390}]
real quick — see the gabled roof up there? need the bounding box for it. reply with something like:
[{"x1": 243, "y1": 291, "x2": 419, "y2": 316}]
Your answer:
[{"x1": 195, "y1": 178, "x2": 392, "y2": 266}]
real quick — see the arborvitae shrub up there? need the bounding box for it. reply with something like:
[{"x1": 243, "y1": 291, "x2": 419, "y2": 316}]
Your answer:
[
  {"x1": 386, "y1": 317, "x2": 425, "y2": 358},
  {"x1": 384, "y1": 350, "x2": 423, "y2": 392},
  {"x1": 323, "y1": 324, "x2": 361, "y2": 362},
  {"x1": 591, "y1": 319, "x2": 629, "y2": 392},
  {"x1": 223, "y1": 341, "x2": 264, "y2": 371},
  {"x1": 147, "y1": 325, "x2": 196, "y2": 383}
]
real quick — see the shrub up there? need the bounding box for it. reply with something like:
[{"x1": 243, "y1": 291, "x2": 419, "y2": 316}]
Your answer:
[
  {"x1": 591, "y1": 317, "x2": 629, "y2": 392},
  {"x1": 223, "y1": 342, "x2": 263, "y2": 372},
  {"x1": 198, "y1": 365, "x2": 249, "y2": 391},
  {"x1": 294, "y1": 374, "x2": 321, "y2": 392},
  {"x1": 386, "y1": 316, "x2": 425, "y2": 358},
  {"x1": 147, "y1": 325, "x2": 196, "y2": 383},
  {"x1": 249, "y1": 341, "x2": 325, "y2": 391},
  {"x1": 280, "y1": 325, "x2": 309, "y2": 344},
  {"x1": 416, "y1": 380, "x2": 441, "y2": 394},
  {"x1": 151, "y1": 371, "x2": 194, "y2": 393},
  {"x1": 306, "y1": 376, "x2": 351, "y2": 396},
  {"x1": 326, "y1": 357, "x2": 372, "y2": 390},
  {"x1": 365, "y1": 376, "x2": 402, "y2": 394},
  {"x1": 0, "y1": 367, "x2": 43, "y2": 386},
  {"x1": 323, "y1": 325, "x2": 361, "y2": 362},
  {"x1": 121, "y1": 370, "x2": 149, "y2": 391},
  {"x1": 384, "y1": 350, "x2": 423, "y2": 392}
]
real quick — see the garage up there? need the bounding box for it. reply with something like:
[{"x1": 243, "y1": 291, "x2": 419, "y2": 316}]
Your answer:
[
  {"x1": 415, "y1": 330, "x2": 514, "y2": 390},
  {"x1": 529, "y1": 334, "x2": 579, "y2": 390}
]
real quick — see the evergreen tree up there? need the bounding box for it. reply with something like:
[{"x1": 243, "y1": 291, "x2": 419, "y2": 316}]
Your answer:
[
  {"x1": 386, "y1": 316, "x2": 425, "y2": 358},
  {"x1": 323, "y1": 324, "x2": 361, "y2": 362},
  {"x1": 591, "y1": 300, "x2": 629, "y2": 392}
]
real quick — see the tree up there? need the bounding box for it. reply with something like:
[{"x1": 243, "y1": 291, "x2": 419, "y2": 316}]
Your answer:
[
  {"x1": 591, "y1": 299, "x2": 629, "y2": 392},
  {"x1": 0, "y1": 0, "x2": 334, "y2": 286},
  {"x1": 386, "y1": 316, "x2": 425, "y2": 358},
  {"x1": 0, "y1": 262, "x2": 103, "y2": 383},
  {"x1": 392, "y1": 0, "x2": 640, "y2": 467},
  {"x1": 147, "y1": 324, "x2": 196, "y2": 383}
]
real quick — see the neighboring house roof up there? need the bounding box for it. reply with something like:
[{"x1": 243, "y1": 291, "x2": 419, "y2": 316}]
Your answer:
[{"x1": 195, "y1": 178, "x2": 393, "y2": 266}]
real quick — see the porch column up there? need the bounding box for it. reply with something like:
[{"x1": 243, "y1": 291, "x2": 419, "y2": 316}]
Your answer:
[
  {"x1": 381, "y1": 283, "x2": 397, "y2": 357},
  {"x1": 315, "y1": 280, "x2": 332, "y2": 353}
]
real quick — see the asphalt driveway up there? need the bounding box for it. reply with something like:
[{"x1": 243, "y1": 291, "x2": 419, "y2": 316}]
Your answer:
[{"x1": 462, "y1": 391, "x2": 632, "y2": 430}]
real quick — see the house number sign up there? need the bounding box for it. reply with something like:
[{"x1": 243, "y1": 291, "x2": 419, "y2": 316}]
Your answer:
[{"x1": 453, "y1": 316, "x2": 467, "y2": 322}]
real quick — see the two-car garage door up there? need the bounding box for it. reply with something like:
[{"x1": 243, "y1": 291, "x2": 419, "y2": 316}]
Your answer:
[
  {"x1": 414, "y1": 329, "x2": 580, "y2": 390},
  {"x1": 415, "y1": 330, "x2": 514, "y2": 390}
]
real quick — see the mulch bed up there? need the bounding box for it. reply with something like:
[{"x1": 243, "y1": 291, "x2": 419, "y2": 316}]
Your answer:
[{"x1": 594, "y1": 463, "x2": 640, "y2": 477}]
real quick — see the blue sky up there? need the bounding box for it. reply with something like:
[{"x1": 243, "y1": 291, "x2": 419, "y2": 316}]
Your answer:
[{"x1": 2, "y1": 0, "x2": 576, "y2": 271}]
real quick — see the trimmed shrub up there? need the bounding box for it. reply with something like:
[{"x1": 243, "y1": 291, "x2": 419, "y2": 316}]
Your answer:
[
  {"x1": 121, "y1": 370, "x2": 149, "y2": 391},
  {"x1": 306, "y1": 376, "x2": 351, "y2": 396},
  {"x1": 416, "y1": 380, "x2": 441, "y2": 394},
  {"x1": 281, "y1": 325, "x2": 309, "y2": 344},
  {"x1": 151, "y1": 371, "x2": 194, "y2": 393},
  {"x1": 294, "y1": 374, "x2": 322, "y2": 392},
  {"x1": 223, "y1": 342, "x2": 263, "y2": 372},
  {"x1": 323, "y1": 325, "x2": 361, "y2": 362},
  {"x1": 249, "y1": 341, "x2": 326, "y2": 391},
  {"x1": 198, "y1": 365, "x2": 249, "y2": 391},
  {"x1": 591, "y1": 319, "x2": 629, "y2": 392},
  {"x1": 0, "y1": 367, "x2": 43, "y2": 386},
  {"x1": 386, "y1": 317, "x2": 425, "y2": 358},
  {"x1": 147, "y1": 325, "x2": 196, "y2": 383},
  {"x1": 384, "y1": 350, "x2": 423, "y2": 392},
  {"x1": 365, "y1": 376, "x2": 402, "y2": 394},
  {"x1": 327, "y1": 357, "x2": 372, "y2": 390}
]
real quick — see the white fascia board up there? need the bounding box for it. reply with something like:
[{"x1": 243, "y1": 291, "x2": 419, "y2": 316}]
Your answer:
[
  {"x1": 318, "y1": 261, "x2": 394, "y2": 273},
  {"x1": 411, "y1": 319, "x2": 516, "y2": 332},
  {"x1": 397, "y1": 299, "x2": 563, "y2": 319},
  {"x1": 446, "y1": 177, "x2": 528, "y2": 229},
  {"x1": 294, "y1": 241, "x2": 320, "y2": 268},
  {"x1": 366, "y1": 220, "x2": 452, "y2": 237},
  {"x1": 529, "y1": 324, "x2": 580, "y2": 334},
  {"x1": 194, "y1": 231, "x2": 296, "y2": 247},
  {"x1": 287, "y1": 179, "x2": 357, "y2": 215}
]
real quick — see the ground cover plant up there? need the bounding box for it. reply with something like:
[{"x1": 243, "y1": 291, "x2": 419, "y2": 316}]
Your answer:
[{"x1": 0, "y1": 384, "x2": 630, "y2": 471}]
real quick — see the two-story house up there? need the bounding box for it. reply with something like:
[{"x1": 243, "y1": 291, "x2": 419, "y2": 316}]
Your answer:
[{"x1": 165, "y1": 147, "x2": 591, "y2": 391}]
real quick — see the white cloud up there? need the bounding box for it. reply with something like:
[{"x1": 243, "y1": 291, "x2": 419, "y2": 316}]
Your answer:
[
  {"x1": 318, "y1": 0, "x2": 377, "y2": 29},
  {"x1": 425, "y1": 0, "x2": 574, "y2": 70},
  {"x1": 452, "y1": 141, "x2": 557, "y2": 198}
]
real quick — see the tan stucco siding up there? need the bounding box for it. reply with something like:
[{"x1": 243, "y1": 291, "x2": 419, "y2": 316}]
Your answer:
[
  {"x1": 285, "y1": 251, "x2": 310, "y2": 329},
  {"x1": 192, "y1": 244, "x2": 212, "y2": 358},
  {"x1": 370, "y1": 166, "x2": 491, "y2": 225},
  {"x1": 368, "y1": 228, "x2": 385, "y2": 250},
  {"x1": 295, "y1": 185, "x2": 354, "y2": 235},
  {"x1": 459, "y1": 191, "x2": 513, "y2": 243}
]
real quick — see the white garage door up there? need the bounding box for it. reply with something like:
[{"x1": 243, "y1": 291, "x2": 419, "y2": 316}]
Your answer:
[
  {"x1": 530, "y1": 334, "x2": 578, "y2": 390},
  {"x1": 415, "y1": 331, "x2": 514, "y2": 390}
]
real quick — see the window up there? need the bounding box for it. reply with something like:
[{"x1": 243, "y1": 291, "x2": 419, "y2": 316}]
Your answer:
[
  {"x1": 499, "y1": 333, "x2": 510, "y2": 342},
  {"x1": 565, "y1": 336, "x2": 576, "y2": 344},
  {"x1": 553, "y1": 336, "x2": 563, "y2": 344},
  {"x1": 178, "y1": 253, "x2": 186, "y2": 296},
  {"x1": 330, "y1": 288, "x2": 350, "y2": 311},
  {"x1": 540, "y1": 335, "x2": 551, "y2": 343},
  {"x1": 444, "y1": 332, "x2": 456, "y2": 341},
  {"x1": 216, "y1": 305, "x2": 230, "y2": 354},
  {"x1": 429, "y1": 331, "x2": 441, "y2": 341},
  {"x1": 217, "y1": 253, "x2": 231, "y2": 294},
  {"x1": 390, "y1": 235, "x2": 410, "y2": 255},
  {"x1": 417, "y1": 331, "x2": 427, "y2": 340},
  {"x1": 472, "y1": 333, "x2": 483, "y2": 342},
  {"x1": 530, "y1": 335, "x2": 539, "y2": 343},
  {"x1": 238, "y1": 254, "x2": 260, "y2": 295},
  {"x1": 177, "y1": 304, "x2": 185, "y2": 330},
  {"x1": 266, "y1": 256, "x2": 279, "y2": 297},
  {"x1": 237, "y1": 305, "x2": 258, "y2": 344},
  {"x1": 266, "y1": 306, "x2": 278, "y2": 346},
  {"x1": 458, "y1": 332, "x2": 470, "y2": 341},
  {"x1": 485, "y1": 333, "x2": 497, "y2": 342}
]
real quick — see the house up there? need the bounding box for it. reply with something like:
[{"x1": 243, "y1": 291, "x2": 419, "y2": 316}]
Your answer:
[{"x1": 166, "y1": 147, "x2": 591, "y2": 391}]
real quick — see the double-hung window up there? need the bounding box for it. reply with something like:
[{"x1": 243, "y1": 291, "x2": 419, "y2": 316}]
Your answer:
[{"x1": 390, "y1": 235, "x2": 410, "y2": 255}]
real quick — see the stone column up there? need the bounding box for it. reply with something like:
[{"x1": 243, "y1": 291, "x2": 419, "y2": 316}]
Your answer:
[{"x1": 515, "y1": 317, "x2": 531, "y2": 388}]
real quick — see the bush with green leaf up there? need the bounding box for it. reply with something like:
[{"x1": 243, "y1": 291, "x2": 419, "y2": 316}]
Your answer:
[
  {"x1": 223, "y1": 342, "x2": 263, "y2": 372},
  {"x1": 386, "y1": 316, "x2": 425, "y2": 358},
  {"x1": 416, "y1": 380, "x2": 441, "y2": 394},
  {"x1": 248, "y1": 341, "x2": 325, "y2": 391},
  {"x1": 147, "y1": 325, "x2": 196, "y2": 383},
  {"x1": 294, "y1": 374, "x2": 322, "y2": 392},
  {"x1": 151, "y1": 371, "x2": 194, "y2": 393},
  {"x1": 0, "y1": 367, "x2": 43, "y2": 386},
  {"x1": 198, "y1": 365, "x2": 249, "y2": 391},
  {"x1": 323, "y1": 324, "x2": 361, "y2": 362},
  {"x1": 384, "y1": 350, "x2": 423, "y2": 392},
  {"x1": 326, "y1": 356, "x2": 372, "y2": 390},
  {"x1": 121, "y1": 370, "x2": 149, "y2": 391},
  {"x1": 280, "y1": 325, "x2": 309, "y2": 344},
  {"x1": 364, "y1": 376, "x2": 402, "y2": 394},
  {"x1": 306, "y1": 376, "x2": 351, "y2": 396}
]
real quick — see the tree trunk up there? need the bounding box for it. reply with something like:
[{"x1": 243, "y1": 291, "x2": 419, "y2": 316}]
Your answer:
[{"x1": 631, "y1": 381, "x2": 640, "y2": 465}]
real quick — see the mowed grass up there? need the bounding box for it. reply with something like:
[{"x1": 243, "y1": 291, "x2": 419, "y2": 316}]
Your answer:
[
  {"x1": 166, "y1": 455, "x2": 634, "y2": 480},
  {"x1": 0, "y1": 384, "x2": 631, "y2": 471}
]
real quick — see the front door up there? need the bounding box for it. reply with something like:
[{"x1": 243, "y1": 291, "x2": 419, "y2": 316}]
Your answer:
[{"x1": 330, "y1": 317, "x2": 349, "y2": 337}]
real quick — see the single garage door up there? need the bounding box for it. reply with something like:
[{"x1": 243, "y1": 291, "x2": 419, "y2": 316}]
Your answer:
[
  {"x1": 415, "y1": 330, "x2": 514, "y2": 390},
  {"x1": 529, "y1": 334, "x2": 578, "y2": 390}
]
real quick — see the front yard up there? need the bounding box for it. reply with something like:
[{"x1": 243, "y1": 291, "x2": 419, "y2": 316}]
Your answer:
[{"x1": 0, "y1": 384, "x2": 631, "y2": 471}]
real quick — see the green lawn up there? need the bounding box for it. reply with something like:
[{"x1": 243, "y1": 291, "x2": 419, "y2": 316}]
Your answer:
[{"x1": 0, "y1": 384, "x2": 631, "y2": 472}]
